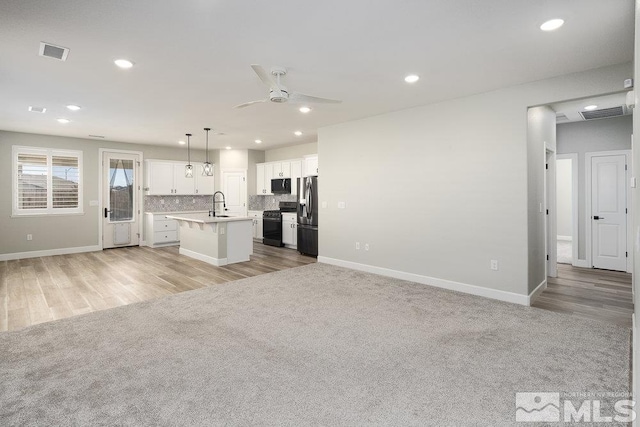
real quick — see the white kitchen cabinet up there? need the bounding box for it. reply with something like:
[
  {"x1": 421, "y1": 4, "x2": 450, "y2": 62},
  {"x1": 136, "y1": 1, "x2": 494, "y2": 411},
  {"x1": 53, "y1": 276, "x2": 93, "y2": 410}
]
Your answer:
[
  {"x1": 272, "y1": 161, "x2": 291, "y2": 178},
  {"x1": 290, "y1": 160, "x2": 302, "y2": 195},
  {"x1": 282, "y1": 213, "x2": 297, "y2": 249},
  {"x1": 194, "y1": 163, "x2": 215, "y2": 195},
  {"x1": 144, "y1": 213, "x2": 180, "y2": 247},
  {"x1": 256, "y1": 159, "x2": 305, "y2": 195},
  {"x1": 248, "y1": 210, "x2": 263, "y2": 240},
  {"x1": 256, "y1": 163, "x2": 274, "y2": 195},
  {"x1": 145, "y1": 161, "x2": 175, "y2": 195},
  {"x1": 304, "y1": 156, "x2": 318, "y2": 177},
  {"x1": 145, "y1": 160, "x2": 215, "y2": 196}
]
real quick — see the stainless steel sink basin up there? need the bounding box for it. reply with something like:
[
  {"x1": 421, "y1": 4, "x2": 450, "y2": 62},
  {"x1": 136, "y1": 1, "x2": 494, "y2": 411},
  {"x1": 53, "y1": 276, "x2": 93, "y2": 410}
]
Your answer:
[{"x1": 214, "y1": 215, "x2": 230, "y2": 218}]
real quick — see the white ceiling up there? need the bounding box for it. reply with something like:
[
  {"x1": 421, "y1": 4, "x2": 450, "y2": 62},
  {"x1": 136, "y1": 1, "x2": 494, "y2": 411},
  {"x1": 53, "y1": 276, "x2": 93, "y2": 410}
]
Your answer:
[{"x1": 0, "y1": 0, "x2": 634, "y2": 150}]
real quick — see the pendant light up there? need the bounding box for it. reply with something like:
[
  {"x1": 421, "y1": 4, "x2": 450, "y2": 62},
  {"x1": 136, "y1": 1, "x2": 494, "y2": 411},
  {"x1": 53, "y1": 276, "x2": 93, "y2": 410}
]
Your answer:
[
  {"x1": 203, "y1": 127, "x2": 213, "y2": 176},
  {"x1": 185, "y1": 133, "x2": 193, "y2": 178}
]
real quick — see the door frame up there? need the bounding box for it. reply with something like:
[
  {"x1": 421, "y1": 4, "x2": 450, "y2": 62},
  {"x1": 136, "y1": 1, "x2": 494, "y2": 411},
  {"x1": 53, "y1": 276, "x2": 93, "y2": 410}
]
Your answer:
[
  {"x1": 545, "y1": 144, "x2": 557, "y2": 278},
  {"x1": 220, "y1": 168, "x2": 247, "y2": 217},
  {"x1": 556, "y1": 153, "x2": 580, "y2": 266},
  {"x1": 584, "y1": 149, "x2": 631, "y2": 272},
  {"x1": 98, "y1": 148, "x2": 144, "y2": 250}
]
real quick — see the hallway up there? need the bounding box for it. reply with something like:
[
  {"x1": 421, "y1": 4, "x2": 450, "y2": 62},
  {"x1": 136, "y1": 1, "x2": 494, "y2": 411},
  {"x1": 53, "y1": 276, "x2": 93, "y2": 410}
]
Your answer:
[{"x1": 533, "y1": 263, "x2": 633, "y2": 328}]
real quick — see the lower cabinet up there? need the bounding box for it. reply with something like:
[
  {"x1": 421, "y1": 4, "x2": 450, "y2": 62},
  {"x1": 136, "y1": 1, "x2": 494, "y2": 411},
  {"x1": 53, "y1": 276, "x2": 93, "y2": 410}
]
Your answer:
[
  {"x1": 145, "y1": 213, "x2": 180, "y2": 247},
  {"x1": 248, "y1": 211, "x2": 263, "y2": 240},
  {"x1": 282, "y1": 213, "x2": 297, "y2": 249}
]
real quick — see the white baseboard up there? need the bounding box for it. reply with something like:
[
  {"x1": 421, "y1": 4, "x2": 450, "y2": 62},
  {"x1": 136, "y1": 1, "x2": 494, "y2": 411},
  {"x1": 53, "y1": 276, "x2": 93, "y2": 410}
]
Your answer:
[
  {"x1": 179, "y1": 248, "x2": 227, "y2": 266},
  {"x1": 528, "y1": 279, "x2": 547, "y2": 305},
  {"x1": 557, "y1": 235, "x2": 572, "y2": 241},
  {"x1": 573, "y1": 259, "x2": 589, "y2": 268},
  {"x1": 0, "y1": 245, "x2": 101, "y2": 261},
  {"x1": 317, "y1": 256, "x2": 531, "y2": 306}
]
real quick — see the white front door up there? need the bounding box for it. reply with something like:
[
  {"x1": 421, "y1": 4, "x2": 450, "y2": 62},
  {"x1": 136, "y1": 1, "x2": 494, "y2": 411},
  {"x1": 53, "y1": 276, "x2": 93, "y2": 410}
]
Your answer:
[
  {"x1": 103, "y1": 151, "x2": 141, "y2": 248},
  {"x1": 591, "y1": 154, "x2": 627, "y2": 271},
  {"x1": 222, "y1": 170, "x2": 247, "y2": 217}
]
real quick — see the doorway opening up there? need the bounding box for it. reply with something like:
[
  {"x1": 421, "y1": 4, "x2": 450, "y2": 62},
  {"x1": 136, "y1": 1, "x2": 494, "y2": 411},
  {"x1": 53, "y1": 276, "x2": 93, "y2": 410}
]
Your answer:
[{"x1": 100, "y1": 149, "x2": 143, "y2": 249}]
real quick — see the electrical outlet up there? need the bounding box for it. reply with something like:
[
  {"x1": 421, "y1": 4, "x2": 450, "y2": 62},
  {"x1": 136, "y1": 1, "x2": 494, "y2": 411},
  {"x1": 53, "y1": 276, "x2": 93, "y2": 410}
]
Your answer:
[
  {"x1": 160, "y1": 199, "x2": 165, "y2": 205},
  {"x1": 338, "y1": 202, "x2": 346, "y2": 209},
  {"x1": 193, "y1": 198, "x2": 196, "y2": 204},
  {"x1": 26, "y1": 234, "x2": 33, "y2": 241},
  {"x1": 175, "y1": 199, "x2": 179, "y2": 203},
  {"x1": 355, "y1": 242, "x2": 360, "y2": 250},
  {"x1": 364, "y1": 243, "x2": 369, "y2": 251},
  {"x1": 490, "y1": 260, "x2": 498, "y2": 271}
]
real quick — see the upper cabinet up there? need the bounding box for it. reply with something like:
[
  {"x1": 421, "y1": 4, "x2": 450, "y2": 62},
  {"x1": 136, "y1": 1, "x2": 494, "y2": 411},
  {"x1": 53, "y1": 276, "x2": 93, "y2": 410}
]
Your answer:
[
  {"x1": 255, "y1": 158, "x2": 307, "y2": 196},
  {"x1": 304, "y1": 155, "x2": 318, "y2": 177},
  {"x1": 145, "y1": 160, "x2": 215, "y2": 196}
]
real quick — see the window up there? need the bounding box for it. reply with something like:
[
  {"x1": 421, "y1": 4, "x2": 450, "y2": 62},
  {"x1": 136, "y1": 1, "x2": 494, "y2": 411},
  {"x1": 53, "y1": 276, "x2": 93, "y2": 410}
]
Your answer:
[{"x1": 13, "y1": 146, "x2": 83, "y2": 216}]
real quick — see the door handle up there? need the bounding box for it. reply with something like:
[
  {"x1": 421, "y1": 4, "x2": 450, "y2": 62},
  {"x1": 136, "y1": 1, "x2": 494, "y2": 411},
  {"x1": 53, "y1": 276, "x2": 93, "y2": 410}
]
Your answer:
[
  {"x1": 593, "y1": 215, "x2": 604, "y2": 220},
  {"x1": 104, "y1": 208, "x2": 111, "y2": 218}
]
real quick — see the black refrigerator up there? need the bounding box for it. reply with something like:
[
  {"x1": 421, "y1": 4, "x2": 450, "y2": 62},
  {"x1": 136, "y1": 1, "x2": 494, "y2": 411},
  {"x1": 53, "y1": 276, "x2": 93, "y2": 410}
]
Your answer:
[{"x1": 297, "y1": 176, "x2": 318, "y2": 256}]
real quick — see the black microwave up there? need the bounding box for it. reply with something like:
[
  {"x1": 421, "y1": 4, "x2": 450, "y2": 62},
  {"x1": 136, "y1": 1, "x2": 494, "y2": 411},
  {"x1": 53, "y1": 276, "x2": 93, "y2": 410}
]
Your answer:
[{"x1": 271, "y1": 178, "x2": 291, "y2": 194}]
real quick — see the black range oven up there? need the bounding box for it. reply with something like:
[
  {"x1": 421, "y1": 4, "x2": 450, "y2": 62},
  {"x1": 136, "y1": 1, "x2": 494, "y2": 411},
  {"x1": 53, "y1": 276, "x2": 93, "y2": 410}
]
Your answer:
[
  {"x1": 262, "y1": 201, "x2": 297, "y2": 247},
  {"x1": 262, "y1": 210, "x2": 283, "y2": 247}
]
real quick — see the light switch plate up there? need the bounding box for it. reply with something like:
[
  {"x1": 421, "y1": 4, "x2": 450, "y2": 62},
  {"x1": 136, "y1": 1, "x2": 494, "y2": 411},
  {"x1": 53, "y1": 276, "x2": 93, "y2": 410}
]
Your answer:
[{"x1": 338, "y1": 202, "x2": 346, "y2": 209}]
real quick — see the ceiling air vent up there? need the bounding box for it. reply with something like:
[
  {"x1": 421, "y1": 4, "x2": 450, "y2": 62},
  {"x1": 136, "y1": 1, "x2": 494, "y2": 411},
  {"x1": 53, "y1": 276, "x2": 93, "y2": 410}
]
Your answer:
[
  {"x1": 579, "y1": 106, "x2": 626, "y2": 121},
  {"x1": 28, "y1": 106, "x2": 46, "y2": 113},
  {"x1": 39, "y1": 42, "x2": 69, "y2": 61},
  {"x1": 555, "y1": 113, "x2": 569, "y2": 123}
]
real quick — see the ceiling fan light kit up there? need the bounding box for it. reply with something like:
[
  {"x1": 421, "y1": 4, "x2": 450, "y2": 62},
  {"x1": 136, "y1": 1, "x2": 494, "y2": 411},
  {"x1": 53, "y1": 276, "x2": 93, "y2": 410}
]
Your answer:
[{"x1": 234, "y1": 64, "x2": 342, "y2": 109}]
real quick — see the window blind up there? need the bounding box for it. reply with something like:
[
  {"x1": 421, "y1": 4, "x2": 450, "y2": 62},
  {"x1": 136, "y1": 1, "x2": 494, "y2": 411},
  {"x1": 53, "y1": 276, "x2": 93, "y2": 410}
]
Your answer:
[
  {"x1": 52, "y1": 155, "x2": 79, "y2": 209},
  {"x1": 17, "y1": 153, "x2": 48, "y2": 210}
]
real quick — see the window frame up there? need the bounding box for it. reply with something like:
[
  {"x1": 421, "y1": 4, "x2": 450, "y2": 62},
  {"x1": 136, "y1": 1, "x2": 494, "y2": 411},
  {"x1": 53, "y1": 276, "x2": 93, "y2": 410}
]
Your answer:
[{"x1": 12, "y1": 145, "x2": 84, "y2": 216}]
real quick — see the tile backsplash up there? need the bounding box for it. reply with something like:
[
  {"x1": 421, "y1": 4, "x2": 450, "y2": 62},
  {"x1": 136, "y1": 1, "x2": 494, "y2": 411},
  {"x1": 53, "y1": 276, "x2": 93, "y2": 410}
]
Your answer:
[
  {"x1": 145, "y1": 195, "x2": 212, "y2": 213},
  {"x1": 248, "y1": 194, "x2": 296, "y2": 211}
]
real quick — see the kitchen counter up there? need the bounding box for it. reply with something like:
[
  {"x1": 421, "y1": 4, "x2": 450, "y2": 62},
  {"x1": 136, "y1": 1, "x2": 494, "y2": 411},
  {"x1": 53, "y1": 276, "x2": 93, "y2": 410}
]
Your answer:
[
  {"x1": 164, "y1": 213, "x2": 253, "y2": 266},
  {"x1": 145, "y1": 210, "x2": 209, "y2": 215}
]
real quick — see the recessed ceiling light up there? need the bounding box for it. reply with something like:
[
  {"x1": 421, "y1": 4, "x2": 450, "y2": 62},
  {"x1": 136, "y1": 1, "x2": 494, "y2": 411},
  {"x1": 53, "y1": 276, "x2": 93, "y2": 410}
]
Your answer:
[
  {"x1": 299, "y1": 106, "x2": 311, "y2": 113},
  {"x1": 404, "y1": 74, "x2": 420, "y2": 83},
  {"x1": 28, "y1": 106, "x2": 46, "y2": 113},
  {"x1": 225, "y1": 146, "x2": 232, "y2": 150},
  {"x1": 540, "y1": 19, "x2": 564, "y2": 31},
  {"x1": 584, "y1": 105, "x2": 598, "y2": 111},
  {"x1": 57, "y1": 118, "x2": 70, "y2": 124},
  {"x1": 66, "y1": 104, "x2": 81, "y2": 111},
  {"x1": 114, "y1": 59, "x2": 134, "y2": 69},
  {"x1": 178, "y1": 140, "x2": 186, "y2": 145},
  {"x1": 254, "y1": 139, "x2": 262, "y2": 144},
  {"x1": 294, "y1": 131, "x2": 302, "y2": 136}
]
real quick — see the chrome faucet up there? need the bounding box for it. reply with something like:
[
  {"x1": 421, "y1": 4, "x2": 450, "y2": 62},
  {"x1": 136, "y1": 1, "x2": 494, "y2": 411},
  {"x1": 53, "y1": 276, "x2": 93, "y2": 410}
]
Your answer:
[{"x1": 209, "y1": 191, "x2": 226, "y2": 217}]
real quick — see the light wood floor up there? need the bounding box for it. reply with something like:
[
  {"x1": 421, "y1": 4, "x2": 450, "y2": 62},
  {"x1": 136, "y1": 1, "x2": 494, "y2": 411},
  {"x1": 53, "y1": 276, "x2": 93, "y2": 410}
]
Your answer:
[
  {"x1": 533, "y1": 263, "x2": 633, "y2": 328},
  {"x1": 0, "y1": 242, "x2": 316, "y2": 332}
]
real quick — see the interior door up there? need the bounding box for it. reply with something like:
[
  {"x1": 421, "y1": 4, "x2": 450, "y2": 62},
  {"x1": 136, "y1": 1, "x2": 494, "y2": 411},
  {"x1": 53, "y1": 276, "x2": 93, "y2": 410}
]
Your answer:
[
  {"x1": 591, "y1": 154, "x2": 626, "y2": 271},
  {"x1": 222, "y1": 170, "x2": 247, "y2": 217},
  {"x1": 103, "y1": 152, "x2": 140, "y2": 248}
]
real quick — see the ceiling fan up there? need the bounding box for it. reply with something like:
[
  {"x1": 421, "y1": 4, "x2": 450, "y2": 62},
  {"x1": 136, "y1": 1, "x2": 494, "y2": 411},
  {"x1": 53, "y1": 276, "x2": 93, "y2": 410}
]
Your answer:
[{"x1": 234, "y1": 65, "x2": 342, "y2": 109}]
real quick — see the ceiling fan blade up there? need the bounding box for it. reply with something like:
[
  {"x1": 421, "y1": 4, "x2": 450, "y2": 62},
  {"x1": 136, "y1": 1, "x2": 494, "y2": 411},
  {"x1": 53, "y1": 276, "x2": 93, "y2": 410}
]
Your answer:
[
  {"x1": 233, "y1": 99, "x2": 267, "y2": 109},
  {"x1": 289, "y1": 92, "x2": 342, "y2": 104},
  {"x1": 251, "y1": 64, "x2": 280, "y2": 94}
]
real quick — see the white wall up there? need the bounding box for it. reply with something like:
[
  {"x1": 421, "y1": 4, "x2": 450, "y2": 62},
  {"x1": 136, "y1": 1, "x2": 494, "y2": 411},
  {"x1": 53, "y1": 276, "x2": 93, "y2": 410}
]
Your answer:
[
  {"x1": 556, "y1": 115, "x2": 632, "y2": 259},
  {"x1": 633, "y1": 0, "x2": 639, "y2": 408},
  {"x1": 265, "y1": 142, "x2": 317, "y2": 162},
  {"x1": 556, "y1": 159, "x2": 573, "y2": 238},
  {"x1": 318, "y1": 62, "x2": 631, "y2": 301},
  {"x1": 527, "y1": 106, "x2": 557, "y2": 292}
]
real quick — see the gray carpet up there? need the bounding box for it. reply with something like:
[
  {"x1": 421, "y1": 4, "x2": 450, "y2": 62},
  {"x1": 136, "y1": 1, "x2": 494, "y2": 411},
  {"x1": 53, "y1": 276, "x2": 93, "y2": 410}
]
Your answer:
[{"x1": 0, "y1": 263, "x2": 631, "y2": 426}]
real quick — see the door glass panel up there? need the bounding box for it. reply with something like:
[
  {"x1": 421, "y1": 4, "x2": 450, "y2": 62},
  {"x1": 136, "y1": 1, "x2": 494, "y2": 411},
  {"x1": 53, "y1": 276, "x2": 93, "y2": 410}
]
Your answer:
[{"x1": 109, "y1": 158, "x2": 134, "y2": 222}]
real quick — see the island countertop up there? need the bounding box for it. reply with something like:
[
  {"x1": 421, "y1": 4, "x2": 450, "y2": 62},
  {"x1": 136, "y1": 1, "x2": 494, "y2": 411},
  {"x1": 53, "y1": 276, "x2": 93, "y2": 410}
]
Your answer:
[{"x1": 164, "y1": 213, "x2": 252, "y2": 224}]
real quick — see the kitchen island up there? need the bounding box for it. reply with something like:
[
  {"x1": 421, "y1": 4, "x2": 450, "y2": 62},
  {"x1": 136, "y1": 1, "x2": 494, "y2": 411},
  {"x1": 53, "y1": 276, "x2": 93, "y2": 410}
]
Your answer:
[{"x1": 164, "y1": 213, "x2": 253, "y2": 266}]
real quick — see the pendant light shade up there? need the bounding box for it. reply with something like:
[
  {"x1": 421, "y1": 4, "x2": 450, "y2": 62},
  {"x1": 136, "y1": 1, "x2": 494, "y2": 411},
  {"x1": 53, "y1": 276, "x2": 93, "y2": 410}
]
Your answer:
[
  {"x1": 185, "y1": 133, "x2": 193, "y2": 178},
  {"x1": 203, "y1": 127, "x2": 213, "y2": 176}
]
